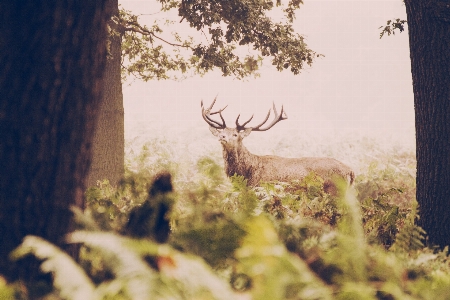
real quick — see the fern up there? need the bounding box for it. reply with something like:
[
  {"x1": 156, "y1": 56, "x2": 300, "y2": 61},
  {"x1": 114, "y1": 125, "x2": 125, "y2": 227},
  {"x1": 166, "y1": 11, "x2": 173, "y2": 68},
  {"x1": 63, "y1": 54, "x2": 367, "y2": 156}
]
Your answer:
[
  {"x1": 152, "y1": 251, "x2": 237, "y2": 300},
  {"x1": 390, "y1": 201, "x2": 425, "y2": 252},
  {"x1": 0, "y1": 277, "x2": 15, "y2": 300},
  {"x1": 171, "y1": 217, "x2": 245, "y2": 266},
  {"x1": 68, "y1": 231, "x2": 164, "y2": 300},
  {"x1": 228, "y1": 174, "x2": 258, "y2": 214},
  {"x1": 331, "y1": 184, "x2": 367, "y2": 282},
  {"x1": 360, "y1": 188, "x2": 408, "y2": 248},
  {"x1": 10, "y1": 136, "x2": 450, "y2": 299},
  {"x1": 197, "y1": 156, "x2": 225, "y2": 187},
  {"x1": 69, "y1": 231, "x2": 238, "y2": 300},
  {"x1": 235, "y1": 215, "x2": 333, "y2": 300},
  {"x1": 335, "y1": 282, "x2": 377, "y2": 300},
  {"x1": 10, "y1": 236, "x2": 95, "y2": 300}
]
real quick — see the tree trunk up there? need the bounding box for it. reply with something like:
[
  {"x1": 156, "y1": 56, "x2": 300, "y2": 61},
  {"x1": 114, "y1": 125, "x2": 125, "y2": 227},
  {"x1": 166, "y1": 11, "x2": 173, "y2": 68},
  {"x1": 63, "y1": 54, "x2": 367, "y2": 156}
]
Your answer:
[
  {"x1": 405, "y1": 0, "x2": 450, "y2": 248},
  {"x1": 86, "y1": 0, "x2": 125, "y2": 188},
  {"x1": 0, "y1": 1, "x2": 109, "y2": 280}
]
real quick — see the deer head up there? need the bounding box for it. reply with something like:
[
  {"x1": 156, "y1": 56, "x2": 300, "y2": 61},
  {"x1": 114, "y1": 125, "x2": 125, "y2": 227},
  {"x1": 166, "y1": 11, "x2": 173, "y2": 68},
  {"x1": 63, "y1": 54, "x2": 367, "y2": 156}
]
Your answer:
[{"x1": 201, "y1": 97, "x2": 288, "y2": 149}]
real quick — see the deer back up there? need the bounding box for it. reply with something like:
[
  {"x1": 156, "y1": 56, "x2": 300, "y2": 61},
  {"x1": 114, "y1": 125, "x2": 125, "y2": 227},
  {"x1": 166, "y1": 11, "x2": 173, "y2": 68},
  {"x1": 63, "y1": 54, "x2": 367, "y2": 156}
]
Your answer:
[{"x1": 255, "y1": 155, "x2": 354, "y2": 186}]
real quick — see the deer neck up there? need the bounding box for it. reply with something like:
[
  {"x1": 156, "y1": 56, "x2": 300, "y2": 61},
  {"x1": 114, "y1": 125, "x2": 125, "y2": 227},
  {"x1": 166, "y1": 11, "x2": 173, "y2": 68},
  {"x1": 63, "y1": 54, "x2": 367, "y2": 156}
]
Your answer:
[{"x1": 221, "y1": 142, "x2": 259, "y2": 179}]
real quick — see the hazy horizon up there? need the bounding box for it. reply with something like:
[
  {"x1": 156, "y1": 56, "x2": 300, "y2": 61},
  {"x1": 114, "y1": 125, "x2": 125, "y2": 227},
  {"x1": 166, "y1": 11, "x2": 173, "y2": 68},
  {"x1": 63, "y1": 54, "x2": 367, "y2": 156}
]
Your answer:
[{"x1": 120, "y1": 0, "x2": 415, "y2": 151}]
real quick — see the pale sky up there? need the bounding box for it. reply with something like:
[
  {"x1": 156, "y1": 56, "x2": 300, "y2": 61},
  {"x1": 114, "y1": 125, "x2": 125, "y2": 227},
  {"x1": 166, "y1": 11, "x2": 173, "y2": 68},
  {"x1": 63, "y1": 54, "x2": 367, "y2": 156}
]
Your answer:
[{"x1": 121, "y1": 1, "x2": 414, "y2": 148}]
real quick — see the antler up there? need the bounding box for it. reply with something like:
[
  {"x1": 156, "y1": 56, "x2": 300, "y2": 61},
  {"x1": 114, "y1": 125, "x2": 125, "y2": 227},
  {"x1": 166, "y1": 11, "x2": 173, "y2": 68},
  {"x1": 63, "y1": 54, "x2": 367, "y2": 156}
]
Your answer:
[
  {"x1": 236, "y1": 102, "x2": 287, "y2": 132},
  {"x1": 201, "y1": 96, "x2": 228, "y2": 129}
]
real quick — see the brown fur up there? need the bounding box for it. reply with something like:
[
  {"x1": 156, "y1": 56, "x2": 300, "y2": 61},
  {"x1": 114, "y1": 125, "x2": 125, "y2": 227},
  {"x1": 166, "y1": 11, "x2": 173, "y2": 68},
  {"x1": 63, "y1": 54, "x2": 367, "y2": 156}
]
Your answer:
[{"x1": 210, "y1": 127, "x2": 354, "y2": 191}]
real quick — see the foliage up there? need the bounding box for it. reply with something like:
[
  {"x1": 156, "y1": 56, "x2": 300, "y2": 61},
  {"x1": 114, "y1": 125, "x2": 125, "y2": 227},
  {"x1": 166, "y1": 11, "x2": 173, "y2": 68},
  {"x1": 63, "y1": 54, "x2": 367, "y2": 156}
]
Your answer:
[
  {"x1": 7, "y1": 137, "x2": 450, "y2": 299},
  {"x1": 10, "y1": 236, "x2": 95, "y2": 300},
  {"x1": 11, "y1": 233, "x2": 237, "y2": 300},
  {"x1": 355, "y1": 158, "x2": 417, "y2": 248},
  {"x1": 116, "y1": 0, "x2": 321, "y2": 81},
  {"x1": 235, "y1": 215, "x2": 332, "y2": 300},
  {"x1": 390, "y1": 201, "x2": 426, "y2": 252},
  {"x1": 379, "y1": 18, "x2": 407, "y2": 39},
  {"x1": 0, "y1": 276, "x2": 17, "y2": 300}
]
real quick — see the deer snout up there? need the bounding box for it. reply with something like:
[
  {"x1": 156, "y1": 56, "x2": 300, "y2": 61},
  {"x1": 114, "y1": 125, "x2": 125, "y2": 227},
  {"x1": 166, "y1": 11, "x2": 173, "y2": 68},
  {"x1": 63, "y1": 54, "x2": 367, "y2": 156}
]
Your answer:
[{"x1": 218, "y1": 134, "x2": 228, "y2": 143}]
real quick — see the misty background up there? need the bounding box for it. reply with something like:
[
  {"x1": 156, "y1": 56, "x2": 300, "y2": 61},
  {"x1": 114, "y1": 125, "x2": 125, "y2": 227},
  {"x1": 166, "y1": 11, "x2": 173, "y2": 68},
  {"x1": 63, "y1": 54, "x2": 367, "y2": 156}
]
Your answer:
[{"x1": 120, "y1": 0, "x2": 414, "y2": 158}]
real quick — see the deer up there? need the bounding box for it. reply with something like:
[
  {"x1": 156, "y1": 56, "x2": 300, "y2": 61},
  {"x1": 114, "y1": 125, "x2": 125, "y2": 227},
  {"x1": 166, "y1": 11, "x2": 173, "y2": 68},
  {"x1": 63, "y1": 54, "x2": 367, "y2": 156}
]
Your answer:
[{"x1": 201, "y1": 97, "x2": 355, "y2": 194}]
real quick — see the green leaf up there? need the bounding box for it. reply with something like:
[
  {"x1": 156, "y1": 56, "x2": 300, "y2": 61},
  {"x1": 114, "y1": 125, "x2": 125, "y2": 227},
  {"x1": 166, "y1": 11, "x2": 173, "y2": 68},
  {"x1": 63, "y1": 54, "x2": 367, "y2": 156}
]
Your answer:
[{"x1": 11, "y1": 236, "x2": 95, "y2": 300}]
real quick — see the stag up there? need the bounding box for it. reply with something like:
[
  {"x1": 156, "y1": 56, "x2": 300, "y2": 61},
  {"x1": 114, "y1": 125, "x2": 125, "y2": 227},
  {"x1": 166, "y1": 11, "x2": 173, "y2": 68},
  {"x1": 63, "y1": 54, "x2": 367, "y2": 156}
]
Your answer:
[{"x1": 201, "y1": 98, "x2": 354, "y2": 193}]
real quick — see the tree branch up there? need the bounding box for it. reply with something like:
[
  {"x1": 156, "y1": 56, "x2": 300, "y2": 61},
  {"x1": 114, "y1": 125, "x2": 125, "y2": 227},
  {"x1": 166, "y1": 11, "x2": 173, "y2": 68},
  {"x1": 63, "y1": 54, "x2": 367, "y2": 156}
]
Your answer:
[{"x1": 122, "y1": 19, "x2": 191, "y2": 48}]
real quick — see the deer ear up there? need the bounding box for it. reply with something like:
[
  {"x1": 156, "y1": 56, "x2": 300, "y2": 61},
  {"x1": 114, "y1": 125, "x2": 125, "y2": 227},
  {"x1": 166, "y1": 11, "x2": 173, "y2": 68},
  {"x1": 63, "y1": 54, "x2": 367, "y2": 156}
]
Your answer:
[
  {"x1": 209, "y1": 127, "x2": 221, "y2": 137},
  {"x1": 241, "y1": 128, "x2": 252, "y2": 137}
]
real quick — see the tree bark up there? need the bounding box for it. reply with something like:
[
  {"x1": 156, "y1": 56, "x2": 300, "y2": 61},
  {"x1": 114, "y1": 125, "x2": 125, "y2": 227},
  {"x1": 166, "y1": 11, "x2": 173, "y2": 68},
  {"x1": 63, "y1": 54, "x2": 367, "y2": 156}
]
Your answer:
[
  {"x1": 0, "y1": 1, "x2": 109, "y2": 280},
  {"x1": 86, "y1": 0, "x2": 125, "y2": 188},
  {"x1": 405, "y1": 0, "x2": 450, "y2": 247}
]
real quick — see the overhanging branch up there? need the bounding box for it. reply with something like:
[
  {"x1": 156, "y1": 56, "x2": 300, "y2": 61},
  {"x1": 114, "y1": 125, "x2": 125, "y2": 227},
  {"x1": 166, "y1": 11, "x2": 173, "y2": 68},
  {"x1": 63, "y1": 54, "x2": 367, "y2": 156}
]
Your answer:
[{"x1": 121, "y1": 19, "x2": 191, "y2": 48}]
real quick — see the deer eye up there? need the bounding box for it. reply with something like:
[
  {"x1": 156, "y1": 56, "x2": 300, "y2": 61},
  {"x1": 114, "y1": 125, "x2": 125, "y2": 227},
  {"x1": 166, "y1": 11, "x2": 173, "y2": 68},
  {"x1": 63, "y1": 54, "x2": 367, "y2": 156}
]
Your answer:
[{"x1": 233, "y1": 133, "x2": 238, "y2": 137}]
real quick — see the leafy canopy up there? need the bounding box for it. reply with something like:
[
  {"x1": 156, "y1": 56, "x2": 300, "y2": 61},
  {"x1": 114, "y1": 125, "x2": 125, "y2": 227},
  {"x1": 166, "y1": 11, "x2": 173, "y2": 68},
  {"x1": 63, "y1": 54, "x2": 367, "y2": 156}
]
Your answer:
[{"x1": 115, "y1": 0, "x2": 321, "y2": 80}]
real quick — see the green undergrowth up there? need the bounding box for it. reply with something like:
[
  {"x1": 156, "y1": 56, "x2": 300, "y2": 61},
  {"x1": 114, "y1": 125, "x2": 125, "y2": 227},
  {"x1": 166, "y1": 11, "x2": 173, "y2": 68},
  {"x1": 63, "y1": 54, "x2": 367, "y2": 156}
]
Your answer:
[{"x1": 5, "y1": 140, "x2": 450, "y2": 300}]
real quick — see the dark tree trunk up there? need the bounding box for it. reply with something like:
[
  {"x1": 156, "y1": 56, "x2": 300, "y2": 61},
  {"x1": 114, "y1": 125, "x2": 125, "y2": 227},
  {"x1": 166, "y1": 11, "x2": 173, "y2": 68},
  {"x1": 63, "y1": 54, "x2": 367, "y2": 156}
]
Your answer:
[
  {"x1": 0, "y1": 1, "x2": 109, "y2": 280},
  {"x1": 86, "y1": 0, "x2": 125, "y2": 188},
  {"x1": 405, "y1": 0, "x2": 450, "y2": 248}
]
